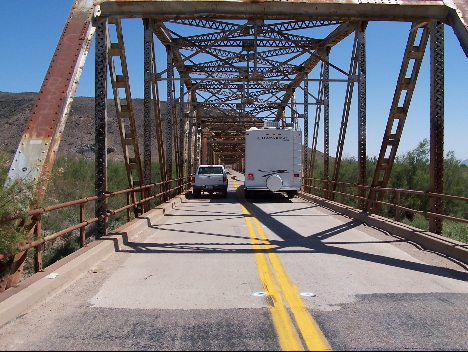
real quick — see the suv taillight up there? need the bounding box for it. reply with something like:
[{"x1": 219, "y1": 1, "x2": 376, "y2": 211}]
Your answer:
[
  {"x1": 223, "y1": 175, "x2": 227, "y2": 182},
  {"x1": 191, "y1": 176, "x2": 195, "y2": 183}
]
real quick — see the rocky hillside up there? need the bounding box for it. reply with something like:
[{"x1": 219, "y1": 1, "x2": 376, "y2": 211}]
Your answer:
[
  {"x1": 0, "y1": 91, "x2": 166, "y2": 162},
  {"x1": 0, "y1": 91, "x2": 326, "y2": 166}
]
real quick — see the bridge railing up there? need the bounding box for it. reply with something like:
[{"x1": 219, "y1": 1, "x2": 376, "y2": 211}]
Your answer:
[
  {"x1": 0, "y1": 176, "x2": 191, "y2": 272},
  {"x1": 303, "y1": 177, "x2": 468, "y2": 228}
]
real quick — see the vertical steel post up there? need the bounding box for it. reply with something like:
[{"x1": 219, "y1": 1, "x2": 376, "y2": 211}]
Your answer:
[
  {"x1": 143, "y1": 19, "x2": 153, "y2": 211},
  {"x1": 303, "y1": 75, "x2": 309, "y2": 191},
  {"x1": 166, "y1": 45, "x2": 174, "y2": 180},
  {"x1": 179, "y1": 81, "x2": 185, "y2": 179},
  {"x1": 194, "y1": 119, "x2": 200, "y2": 171},
  {"x1": 357, "y1": 22, "x2": 368, "y2": 209},
  {"x1": 95, "y1": 18, "x2": 109, "y2": 237},
  {"x1": 323, "y1": 47, "x2": 330, "y2": 199},
  {"x1": 34, "y1": 215, "x2": 43, "y2": 273},
  {"x1": 187, "y1": 96, "x2": 193, "y2": 175},
  {"x1": 310, "y1": 58, "x2": 325, "y2": 190},
  {"x1": 429, "y1": 21, "x2": 444, "y2": 235},
  {"x1": 292, "y1": 94, "x2": 297, "y2": 129},
  {"x1": 202, "y1": 128, "x2": 209, "y2": 165},
  {"x1": 80, "y1": 199, "x2": 86, "y2": 247}
]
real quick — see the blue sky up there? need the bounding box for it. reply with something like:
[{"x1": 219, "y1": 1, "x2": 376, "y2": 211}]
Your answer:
[{"x1": 1, "y1": 1, "x2": 467, "y2": 160}]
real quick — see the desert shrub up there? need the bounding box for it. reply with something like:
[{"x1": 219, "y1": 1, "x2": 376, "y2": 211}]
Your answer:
[{"x1": 0, "y1": 151, "x2": 33, "y2": 255}]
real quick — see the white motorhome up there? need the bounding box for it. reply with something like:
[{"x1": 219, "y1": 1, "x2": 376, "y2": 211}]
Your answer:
[{"x1": 244, "y1": 121, "x2": 302, "y2": 198}]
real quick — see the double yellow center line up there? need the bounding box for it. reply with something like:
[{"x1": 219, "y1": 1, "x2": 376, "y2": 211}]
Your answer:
[{"x1": 233, "y1": 179, "x2": 331, "y2": 351}]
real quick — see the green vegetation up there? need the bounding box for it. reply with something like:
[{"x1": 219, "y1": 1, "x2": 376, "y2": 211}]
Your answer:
[
  {"x1": 0, "y1": 151, "x2": 33, "y2": 256},
  {"x1": 308, "y1": 139, "x2": 468, "y2": 243},
  {"x1": 0, "y1": 152, "x2": 169, "y2": 277},
  {"x1": 39, "y1": 155, "x2": 166, "y2": 268}
]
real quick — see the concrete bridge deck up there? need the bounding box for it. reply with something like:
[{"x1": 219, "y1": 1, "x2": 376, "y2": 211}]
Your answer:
[{"x1": 0, "y1": 171, "x2": 467, "y2": 350}]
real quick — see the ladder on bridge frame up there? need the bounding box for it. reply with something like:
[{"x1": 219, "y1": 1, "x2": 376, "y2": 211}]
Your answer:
[
  {"x1": 366, "y1": 23, "x2": 430, "y2": 214},
  {"x1": 107, "y1": 19, "x2": 145, "y2": 216}
]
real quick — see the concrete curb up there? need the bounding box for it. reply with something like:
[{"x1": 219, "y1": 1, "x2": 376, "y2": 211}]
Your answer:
[
  {"x1": 298, "y1": 191, "x2": 468, "y2": 265},
  {"x1": 0, "y1": 192, "x2": 188, "y2": 327}
]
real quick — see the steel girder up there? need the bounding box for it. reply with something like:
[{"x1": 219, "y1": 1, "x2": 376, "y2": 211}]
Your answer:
[
  {"x1": 95, "y1": 18, "x2": 109, "y2": 237},
  {"x1": 147, "y1": 15, "x2": 358, "y2": 165},
  {"x1": 429, "y1": 21, "x2": 445, "y2": 234},
  {"x1": 330, "y1": 32, "x2": 359, "y2": 201}
]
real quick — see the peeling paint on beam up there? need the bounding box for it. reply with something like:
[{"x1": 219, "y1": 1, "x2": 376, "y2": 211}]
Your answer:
[
  {"x1": 98, "y1": 0, "x2": 450, "y2": 22},
  {"x1": 447, "y1": 0, "x2": 468, "y2": 56},
  {"x1": 8, "y1": 0, "x2": 95, "y2": 199}
]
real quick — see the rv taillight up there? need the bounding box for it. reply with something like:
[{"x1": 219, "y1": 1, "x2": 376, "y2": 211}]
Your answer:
[
  {"x1": 248, "y1": 173, "x2": 254, "y2": 178},
  {"x1": 294, "y1": 174, "x2": 300, "y2": 178}
]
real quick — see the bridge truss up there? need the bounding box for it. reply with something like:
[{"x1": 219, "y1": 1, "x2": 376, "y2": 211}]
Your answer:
[{"x1": 2, "y1": 0, "x2": 467, "y2": 289}]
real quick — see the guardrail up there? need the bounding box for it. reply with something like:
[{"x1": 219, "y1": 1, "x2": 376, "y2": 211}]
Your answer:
[
  {"x1": 0, "y1": 176, "x2": 191, "y2": 272},
  {"x1": 302, "y1": 177, "x2": 468, "y2": 227}
]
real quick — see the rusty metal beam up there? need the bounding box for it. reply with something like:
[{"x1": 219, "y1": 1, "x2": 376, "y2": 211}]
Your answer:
[
  {"x1": 357, "y1": 21, "x2": 367, "y2": 210},
  {"x1": 323, "y1": 47, "x2": 330, "y2": 199},
  {"x1": 447, "y1": 0, "x2": 468, "y2": 56},
  {"x1": 143, "y1": 18, "x2": 153, "y2": 211},
  {"x1": 1, "y1": 0, "x2": 96, "y2": 292},
  {"x1": 98, "y1": 1, "x2": 451, "y2": 22},
  {"x1": 7, "y1": 0, "x2": 95, "y2": 201},
  {"x1": 429, "y1": 21, "x2": 444, "y2": 235},
  {"x1": 95, "y1": 18, "x2": 109, "y2": 238}
]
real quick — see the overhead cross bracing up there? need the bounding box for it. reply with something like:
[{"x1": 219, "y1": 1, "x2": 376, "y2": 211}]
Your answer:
[
  {"x1": 148, "y1": 17, "x2": 359, "y2": 167},
  {"x1": 93, "y1": 0, "x2": 468, "y2": 169}
]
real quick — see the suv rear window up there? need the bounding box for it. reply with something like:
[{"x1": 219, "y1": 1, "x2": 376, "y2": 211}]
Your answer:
[{"x1": 198, "y1": 167, "x2": 224, "y2": 175}]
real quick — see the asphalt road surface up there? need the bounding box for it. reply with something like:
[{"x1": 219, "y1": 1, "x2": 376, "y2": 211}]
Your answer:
[{"x1": 0, "y1": 171, "x2": 467, "y2": 350}]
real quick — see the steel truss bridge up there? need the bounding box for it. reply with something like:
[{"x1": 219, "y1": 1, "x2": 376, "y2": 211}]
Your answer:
[{"x1": 1, "y1": 0, "x2": 467, "y2": 291}]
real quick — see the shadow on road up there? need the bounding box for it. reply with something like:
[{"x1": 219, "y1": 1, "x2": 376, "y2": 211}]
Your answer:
[{"x1": 116, "y1": 184, "x2": 468, "y2": 283}]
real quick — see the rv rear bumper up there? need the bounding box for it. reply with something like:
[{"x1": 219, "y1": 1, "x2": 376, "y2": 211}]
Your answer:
[{"x1": 244, "y1": 186, "x2": 300, "y2": 191}]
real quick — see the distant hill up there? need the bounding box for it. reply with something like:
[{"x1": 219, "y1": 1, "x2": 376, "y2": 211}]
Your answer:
[
  {"x1": 0, "y1": 91, "x2": 166, "y2": 162},
  {"x1": 461, "y1": 159, "x2": 468, "y2": 166},
  {"x1": 0, "y1": 91, "x2": 328, "y2": 165}
]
